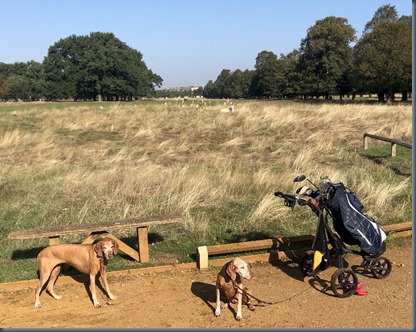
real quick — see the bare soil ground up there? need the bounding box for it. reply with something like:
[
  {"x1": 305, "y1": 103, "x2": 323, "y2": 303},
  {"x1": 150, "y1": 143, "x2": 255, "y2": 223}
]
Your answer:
[{"x1": 0, "y1": 243, "x2": 412, "y2": 329}]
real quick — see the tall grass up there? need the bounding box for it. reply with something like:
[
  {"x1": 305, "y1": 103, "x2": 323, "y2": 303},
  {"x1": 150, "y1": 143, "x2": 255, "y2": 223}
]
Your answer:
[{"x1": 0, "y1": 100, "x2": 411, "y2": 282}]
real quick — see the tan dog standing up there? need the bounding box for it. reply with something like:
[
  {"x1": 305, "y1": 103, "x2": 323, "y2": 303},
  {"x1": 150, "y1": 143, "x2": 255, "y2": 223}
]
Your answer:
[
  {"x1": 34, "y1": 237, "x2": 118, "y2": 309},
  {"x1": 215, "y1": 257, "x2": 255, "y2": 320}
]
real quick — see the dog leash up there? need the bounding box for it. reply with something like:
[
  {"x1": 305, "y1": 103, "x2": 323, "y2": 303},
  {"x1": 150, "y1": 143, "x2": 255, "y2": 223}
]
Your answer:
[
  {"x1": 232, "y1": 281, "x2": 310, "y2": 307},
  {"x1": 232, "y1": 281, "x2": 275, "y2": 306}
]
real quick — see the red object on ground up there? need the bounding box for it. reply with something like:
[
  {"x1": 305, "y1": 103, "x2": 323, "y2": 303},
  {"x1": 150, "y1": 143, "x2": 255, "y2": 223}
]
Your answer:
[{"x1": 355, "y1": 282, "x2": 368, "y2": 296}]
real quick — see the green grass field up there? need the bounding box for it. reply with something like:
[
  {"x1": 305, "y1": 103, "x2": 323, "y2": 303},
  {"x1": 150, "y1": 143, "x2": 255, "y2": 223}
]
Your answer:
[{"x1": 0, "y1": 99, "x2": 412, "y2": 282}]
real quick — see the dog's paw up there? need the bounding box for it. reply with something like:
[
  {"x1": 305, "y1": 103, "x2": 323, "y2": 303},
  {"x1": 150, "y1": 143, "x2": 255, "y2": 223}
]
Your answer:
[
  {"x1": 53, "y1": 295, "x2": 62, "y2": 300},
  {"x1": 247, "y1": 303, "x2": 255, "y2": 311},
  {"x1": 93, "y1": 302, "x2": 102, "y2": 308},
  {"x1": 215, "y1": 309, "x2": 221, "y2": 317},
  {"x1": 34, "y1": 302, "x2": 41, "y2": 309},
  {"x1": 108, "y1": 293, "x2": 117, "y2": 300},
  {"x1": 220, "y1": 302, "x2": 228, "y2": 309},
  {"x1": 235, "y1": 314, "x2": 243, "y2": 320}
]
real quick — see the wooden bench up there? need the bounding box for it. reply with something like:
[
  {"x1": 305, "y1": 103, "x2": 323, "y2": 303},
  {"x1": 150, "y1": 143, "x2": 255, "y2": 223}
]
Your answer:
[{"x1": 8, "y1": 214, "x2": 184, "y2": 263}]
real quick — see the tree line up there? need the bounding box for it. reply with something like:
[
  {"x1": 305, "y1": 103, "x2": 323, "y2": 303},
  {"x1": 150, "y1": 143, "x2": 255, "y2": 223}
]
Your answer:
[
  {"x1": 203, "y1": 5, "x2": 411, "y2": 102},
  {"x1": 0, "y1": 32, "x2": 162, "y2": 101},
  {"x1": 0, "y1": 5, "x2": 411, "y2": 103}
]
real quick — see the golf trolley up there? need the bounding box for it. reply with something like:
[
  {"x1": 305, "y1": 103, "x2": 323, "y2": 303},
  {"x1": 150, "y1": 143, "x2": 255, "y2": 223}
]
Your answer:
[{"x1": 275, "y1": 175, "x2": 392, "y2": 298}]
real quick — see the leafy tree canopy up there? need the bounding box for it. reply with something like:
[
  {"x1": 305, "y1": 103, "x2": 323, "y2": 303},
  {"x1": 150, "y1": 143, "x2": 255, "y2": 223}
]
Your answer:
[
  {"x1": 204, "y1": 5, "x2": 411, "y2": 102},
  {"x1": 298, "y1": 16, "x2": 356, "y2": 98},
  {"x1": 251, "y1": 51, "x2": 282, "y2": 98},
  {"x1": 43, "y1": 32, "x2": 162, "y2": 100},
  {"x1": 354, "y1": 19, "x2": 411, "y2": 101},
  {"x1": 0, "y1": 61, "x2": 45, "y2": 101},
  {"x1": 363, "y1": 4, "x2": 398, "y2": 34}
]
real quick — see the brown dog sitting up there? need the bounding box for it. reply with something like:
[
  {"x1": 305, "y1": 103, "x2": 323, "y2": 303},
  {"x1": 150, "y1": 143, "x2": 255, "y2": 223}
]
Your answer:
[
  {"x1": 215, "y1": 257, "x2": 255, "y2": 320},
  {"x1": 34, "y1": 237, "x2": 118, "y2": 309}
]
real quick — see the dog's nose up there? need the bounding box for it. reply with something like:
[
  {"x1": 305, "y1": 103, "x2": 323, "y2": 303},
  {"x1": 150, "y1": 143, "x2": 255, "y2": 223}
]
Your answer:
[{"x1": 250, "y1": 271, "x2": 254, "y2": 278}]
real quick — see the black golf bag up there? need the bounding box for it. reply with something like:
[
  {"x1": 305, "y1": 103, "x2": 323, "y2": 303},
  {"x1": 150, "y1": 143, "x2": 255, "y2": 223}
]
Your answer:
[{"x1": 325, "y1": 183, "x2": 387, "y2": 258}]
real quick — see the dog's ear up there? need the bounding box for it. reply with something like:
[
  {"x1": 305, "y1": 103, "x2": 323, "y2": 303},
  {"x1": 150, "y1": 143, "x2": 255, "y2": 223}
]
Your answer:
[
  {"x1": 112, "y1": 240, "x2": 119, "y2": 256},
  {"x1": 94, "y1": 241, "x2": 104, "y2": 258},
  {"x1": 226, "y1": 260, "x2": 237, "y2": 281}
]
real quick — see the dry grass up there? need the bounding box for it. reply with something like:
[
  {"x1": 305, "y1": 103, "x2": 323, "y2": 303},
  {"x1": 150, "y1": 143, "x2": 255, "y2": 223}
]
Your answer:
[{"x1": 0, "y1": 99, "x2": 412, "y2": 281}]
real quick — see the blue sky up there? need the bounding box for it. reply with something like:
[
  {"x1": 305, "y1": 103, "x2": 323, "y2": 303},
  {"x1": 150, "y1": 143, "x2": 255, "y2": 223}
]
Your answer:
[{"x1": 0, "y1": 0, "x2": 411, "y2": 88}]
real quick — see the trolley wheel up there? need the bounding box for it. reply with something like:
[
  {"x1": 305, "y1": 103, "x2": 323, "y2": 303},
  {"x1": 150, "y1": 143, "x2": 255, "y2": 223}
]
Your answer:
[
  {"x1": 330, "y1": 268, "x2": 358, "y2": 298},
  {"x1": 300, "y1": 251, "x2": 314, "y2": 277},
  {"x1": 370, "y1": 256, "x2": 392, "y2": 279}
]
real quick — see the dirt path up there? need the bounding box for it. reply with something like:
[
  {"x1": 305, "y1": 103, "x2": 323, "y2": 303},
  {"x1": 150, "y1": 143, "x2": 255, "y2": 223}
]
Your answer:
[{"x1": 0, "y1": 244, "x2": 412, "y2": 328}]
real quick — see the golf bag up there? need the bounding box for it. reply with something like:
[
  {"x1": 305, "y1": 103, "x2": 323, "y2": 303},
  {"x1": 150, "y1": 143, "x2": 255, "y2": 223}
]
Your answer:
[{"x1": 325, "y1": 183, "x2": 387, "y2": 258}]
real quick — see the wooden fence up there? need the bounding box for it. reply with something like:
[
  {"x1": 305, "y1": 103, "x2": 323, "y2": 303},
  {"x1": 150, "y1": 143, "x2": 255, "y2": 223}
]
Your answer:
[
  {"x1": 196, "y1": 221, "x2": 412, "y2": 269},
  {"x1": 363, "y1": 133, "x2": 412, "y2": 157}
]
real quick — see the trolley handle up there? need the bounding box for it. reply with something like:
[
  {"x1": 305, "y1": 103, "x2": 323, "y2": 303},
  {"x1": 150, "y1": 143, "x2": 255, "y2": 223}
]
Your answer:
[
  {"x1": 274, "y1": 191, "x2": 297, "y2": 210},
  {"x1": 274, "y1": 191, "x2": 315, "y2": 210},
  {"x1": 297, "y1": 198, "x2": 309, "y2": 206}
]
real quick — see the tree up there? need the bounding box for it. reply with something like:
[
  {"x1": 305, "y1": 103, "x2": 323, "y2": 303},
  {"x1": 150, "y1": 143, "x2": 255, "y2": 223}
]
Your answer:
[
  {"x1": 0, "y1": 74, "x2": 9, "y2": 99},
  {"x1": 353, "y1": 20, "x2": 411, "y2": 102},
  {"x1": 203, "y1": 80, "x2": 221, "y2": 99},
  {"x1": 298, "y1": 16, "x2": 356, "y2": 99},
  {"x1": 43, "y1": 32, "x2": 162, "y2": 101},
  {"x1": 363, "y1": 4, "x2": 398, "y2": 34},
  {"x1": 223, "y1": 69, "x2": 253, "y2": 99},
  {"x1": 355, "y1": 5, "x2": 412, "y2": 101},
  {"x1": 398, "y1": 15, "x2": 412, "y2": 30},
  {"x1": 250, "y1": 51, "x2": 281, "y2": 98},
  {"x1": 238, "y1": 70, "x2": 254, "y2": 98},
  {"x1": 0, "y1": 61, "x2": 45, "y2": 101},
  {"x1": 43, "y1": 34, "x2": 79, "y2": 99},
  {"x1": 25, "y1": 61, "x2": 46, "y2": 100},
  {"x1": 203, "y1": 6, "x2": 411, "y2": 102},
  {"x1": 277, "y1": 50, "x2": 302, "y2": 98},
  {"x1": 214, "y1": 69, "x2": 233, "y2": 98},
  {"x1": 5, "y1": 75, "x2": 30, "y2": 101}
]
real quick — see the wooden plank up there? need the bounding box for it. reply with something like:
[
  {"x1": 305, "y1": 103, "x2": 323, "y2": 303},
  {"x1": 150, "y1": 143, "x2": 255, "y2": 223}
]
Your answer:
[
  {"x1": 274, "y1": 234, "x2": 314, "y2": 246},
  {"x1": 399, "y1": 230, "x2": 413, "y2": 237},
  {"x1": 207, "y1": 239, "x2": 273, "y2": 255},
  {"x1": 73, "y1": 231, "x2": 141, "y2": 261},
  {"x1": 389, "y1": 230, "x2": 412, "y2": 238},
  {"x1": 383, "y1": 221, "x2": 412, "y2": 233},
  {"x1": 81, "y1": 234, "x2": 101, "y2": 245},
  {"x1": 137, "y1": 227, "x2": 149, "y2": 263},
  {"x1": 98, "y1": 232, "x2": 140, "y2": 261},
  {"x1": 363, "y1": 133, "x2": 412, "y2": 149},
  {"x1": 7, "y1": 214, "x2": 184, "y2": 240},
  {"x1": 197, "y1": 236, "x2": 313, "y2": 270},
  {"x1": 207, "y1": 235, "x2": 314, "y2": 256},
  {"x1": 277, "y1": 248, "x2": 308, "y2": 262}
]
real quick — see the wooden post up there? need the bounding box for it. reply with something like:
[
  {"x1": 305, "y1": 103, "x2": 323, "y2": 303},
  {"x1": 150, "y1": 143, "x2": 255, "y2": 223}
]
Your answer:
[
  {"x1": 137, "y1": 226, "x2": 149, "y2": 263},
  {"x1": 391, "y1": 143, "x2": 396, "y2": 157},
  {"x1": 48, "y1": 236, "x2": 60, "y2": 245},
  {"x1": 363, "y1": 135, "x2": 368, "y2": 150},
  {"x1": 197, "y1": 246, "x2": 209, "y2": 269}
]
